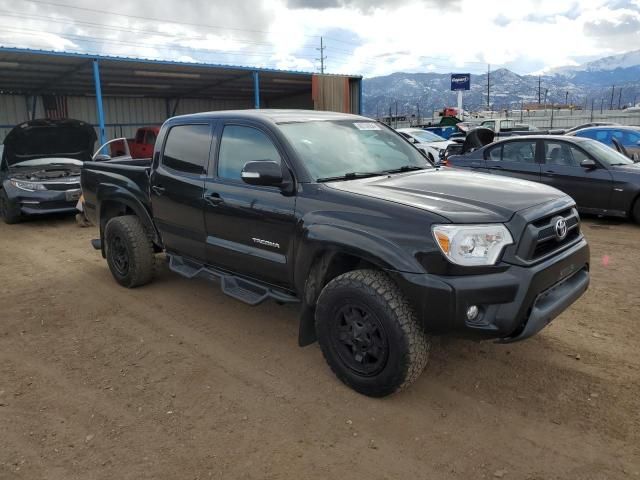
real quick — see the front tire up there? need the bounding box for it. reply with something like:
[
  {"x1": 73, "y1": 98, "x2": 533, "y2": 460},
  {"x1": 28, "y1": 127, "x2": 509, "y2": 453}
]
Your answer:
[
  {"x1": 315, "y1": 269, "x2": 430, "y2": 397},
  {"x1": 0, "y1": 189, "x2": 22, "y2": 224},
  {"x1": 104, "y1": 215, "x2": 155, "y2": 288}
]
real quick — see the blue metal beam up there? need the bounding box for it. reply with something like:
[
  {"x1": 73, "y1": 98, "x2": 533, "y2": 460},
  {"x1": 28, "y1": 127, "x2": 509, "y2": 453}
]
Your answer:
[
  {"x1": 92, "y1": 59, "x2": 106, "y2": 147},
  {"x1": 253, "y1": 71, "x2": 260, "y2": 109}
]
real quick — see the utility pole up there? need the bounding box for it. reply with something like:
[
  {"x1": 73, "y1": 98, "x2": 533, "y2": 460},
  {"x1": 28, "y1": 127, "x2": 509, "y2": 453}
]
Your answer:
[
  {"x1": 538, "y1": 76, "x2": 541, "y2": 105},
  {"x1": 487, "y1": 64, "x2": 490, "y2": 110},
  {"x1": 600, "y1": 98, "x2": 604, "y2": 114},
  {"x1": 618, "y1": 88, "x2": 622, "y2": 109},
  {"x1": 394, "y1": 100, "x2": 398, "y2": 128},
  {"x1": 565, "y1": 91, "x2": 569, "y2": 106},
  {"x1": 316, "y1": 37, "x2": 326, "y2": 74},
  {"x1": 610, "y1": 85, "x2": 615, "y2": 110},
  {"x1": 416, "y1": 103, "x2": 421, "y2": 125}
]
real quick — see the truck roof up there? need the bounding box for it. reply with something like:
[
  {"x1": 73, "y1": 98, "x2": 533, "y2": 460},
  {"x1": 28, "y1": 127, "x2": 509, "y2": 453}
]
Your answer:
[{"x1": 169, "y1": 109, "x2": 368, "y2": 124}]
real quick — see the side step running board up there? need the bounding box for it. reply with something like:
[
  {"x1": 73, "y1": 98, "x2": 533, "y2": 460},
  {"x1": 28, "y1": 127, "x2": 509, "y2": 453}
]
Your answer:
[{"x1": 168, "y1": 254, "x2": 299, "y2": 306}]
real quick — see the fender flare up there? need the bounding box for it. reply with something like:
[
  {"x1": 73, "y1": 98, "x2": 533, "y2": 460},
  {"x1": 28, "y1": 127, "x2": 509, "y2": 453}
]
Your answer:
[
  {"x1": 96, "y1": 183, "x2": 161, "y2": 250},
  {"x1": 295, "y1": 223, "x2": 424, "y2": 346}
]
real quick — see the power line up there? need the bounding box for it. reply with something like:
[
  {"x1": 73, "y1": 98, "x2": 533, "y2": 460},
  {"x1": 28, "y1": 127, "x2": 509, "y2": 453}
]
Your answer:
[
  {"x1": 0, "y1": 10, "x2": 319, "y2": 51},
  {"x1": 21, "y1": 0, "x2": 303, "y2": 38},
  {"x1": 0, "y1": 26, "x2": 319, "y2": 62}
]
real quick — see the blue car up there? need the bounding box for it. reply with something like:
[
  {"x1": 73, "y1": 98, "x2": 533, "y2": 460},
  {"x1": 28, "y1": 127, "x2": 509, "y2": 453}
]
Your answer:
[{"x1": 568, "y1": 126, "x2": 640, "y2": 160}]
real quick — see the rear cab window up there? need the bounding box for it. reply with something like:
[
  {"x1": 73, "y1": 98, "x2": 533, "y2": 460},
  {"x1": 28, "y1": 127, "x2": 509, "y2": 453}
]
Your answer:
[{"x1": 161, "y1": 124, "x2": 212, "y2": 175}]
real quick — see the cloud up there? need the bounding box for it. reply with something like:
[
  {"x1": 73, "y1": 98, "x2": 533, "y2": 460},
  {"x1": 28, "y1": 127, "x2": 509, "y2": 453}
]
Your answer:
[
  {"x1": 584, "y1": 12, "x2": 640, "y2": 36},
  {"x1": 286, "y1": 0, "x2": 461, "y2": 12},
  {"x1": 0, "y1": 0, "x2": 638, "y2": 78}
]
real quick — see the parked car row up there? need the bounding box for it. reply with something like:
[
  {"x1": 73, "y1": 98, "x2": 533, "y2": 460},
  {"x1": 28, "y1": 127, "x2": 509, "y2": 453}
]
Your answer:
[{"x1": 448, "y1": 135, "x2": 640, "y2": 223}]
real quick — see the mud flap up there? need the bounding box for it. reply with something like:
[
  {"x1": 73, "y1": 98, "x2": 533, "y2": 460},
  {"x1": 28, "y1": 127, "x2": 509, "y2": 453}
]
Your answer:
[{"x1": 298, "y1": 303, "x2": 317, "y2": 347}]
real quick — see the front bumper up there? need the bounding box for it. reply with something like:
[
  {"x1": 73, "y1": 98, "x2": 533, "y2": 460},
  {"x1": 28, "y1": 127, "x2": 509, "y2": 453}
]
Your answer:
[
  {"x1": 391, "y1": 238, "x2": 590, "y2": 341},
  {"x1": 4, "y1": 183, "x2": 81, "y2": 215}
]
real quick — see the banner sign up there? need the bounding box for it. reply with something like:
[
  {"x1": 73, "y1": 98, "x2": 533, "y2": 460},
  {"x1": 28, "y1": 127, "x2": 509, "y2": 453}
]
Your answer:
[{"x1": 451, "y1": 73, "x2": 471, "y2": 91}]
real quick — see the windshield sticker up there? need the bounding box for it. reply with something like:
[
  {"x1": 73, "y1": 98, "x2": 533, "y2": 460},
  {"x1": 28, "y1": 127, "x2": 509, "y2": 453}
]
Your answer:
[{"x1": 354, "y1": 122, "x2": 381, "y2": 131}]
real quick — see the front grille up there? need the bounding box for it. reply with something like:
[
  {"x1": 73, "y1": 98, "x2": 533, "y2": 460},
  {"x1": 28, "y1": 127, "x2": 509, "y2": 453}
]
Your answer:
[
  {"x1": 44, "y1": 182, "x2": 80, "y2": 191},
  {"x1": 516, "y1": 207, "x2": 581, "y2": 262},
  {"x1": 532, "y1": 227, "x2": 580, "y2": 258}
]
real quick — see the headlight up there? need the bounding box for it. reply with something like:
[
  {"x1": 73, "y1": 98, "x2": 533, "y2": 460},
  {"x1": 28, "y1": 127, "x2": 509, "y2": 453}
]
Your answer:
[
  {"x1": 10, "y1": 179, "x2": 47, "y2": 191},
  {"x1": 432, "y1": 224, "x2": 513, "y2": 266}
]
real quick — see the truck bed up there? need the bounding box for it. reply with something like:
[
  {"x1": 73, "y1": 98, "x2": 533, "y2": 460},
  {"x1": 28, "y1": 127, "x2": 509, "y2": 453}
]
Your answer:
[{"x1": 81, "y1": 157, "x2": 153, "y2": 225}]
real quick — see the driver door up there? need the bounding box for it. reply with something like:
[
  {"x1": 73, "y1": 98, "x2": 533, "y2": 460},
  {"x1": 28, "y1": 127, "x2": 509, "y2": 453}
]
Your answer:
[{"x1": 203, "y1": 122, "x2": 297, "y2": 288}]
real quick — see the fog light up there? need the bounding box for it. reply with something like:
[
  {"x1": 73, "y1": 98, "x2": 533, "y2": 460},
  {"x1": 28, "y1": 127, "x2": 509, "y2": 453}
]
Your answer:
[{"x1": 466, "y1": 305, "x2": 479, "y2": 321}]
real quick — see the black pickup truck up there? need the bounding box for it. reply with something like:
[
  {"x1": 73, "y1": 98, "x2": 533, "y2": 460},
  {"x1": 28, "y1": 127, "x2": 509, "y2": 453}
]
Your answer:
[{"x1": 81, "y1": 110, "x2": 590, "y2": 397}]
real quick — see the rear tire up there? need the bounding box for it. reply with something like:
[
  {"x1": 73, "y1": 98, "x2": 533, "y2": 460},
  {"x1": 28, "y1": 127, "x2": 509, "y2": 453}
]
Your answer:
[
  {"x1": 104, "y1": 215, "x2": 155, "y2": 288},
  {"x1": 0, "y1": 189, "x2": 22, "y2": 224},
  {"x1": 315, "y1": 269, "x2": 430, "y2": 397}
]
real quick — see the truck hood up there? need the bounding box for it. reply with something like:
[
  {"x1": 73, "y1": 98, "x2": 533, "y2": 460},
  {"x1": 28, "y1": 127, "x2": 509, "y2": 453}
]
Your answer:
[
  {"x1": 2, "y1": 119, "x2": 96, "y2": 166},
  {"x1": 326, "y1": 168, "x2": 567, "y2": 223}
]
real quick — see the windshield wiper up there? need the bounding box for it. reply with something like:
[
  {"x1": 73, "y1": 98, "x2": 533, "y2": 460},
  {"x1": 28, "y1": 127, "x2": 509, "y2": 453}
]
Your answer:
[
  {"x1": 317, "y1": 172, "x2": 385, "y2": 182},
  {"x1": 380, "y1": 165, "x2": 427, "y2": 174}
]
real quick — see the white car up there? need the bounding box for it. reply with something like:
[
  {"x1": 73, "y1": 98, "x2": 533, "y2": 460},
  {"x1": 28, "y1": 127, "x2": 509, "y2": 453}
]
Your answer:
[{"x1": 396, "y1": 128, "x2": 454, "y2": 163}]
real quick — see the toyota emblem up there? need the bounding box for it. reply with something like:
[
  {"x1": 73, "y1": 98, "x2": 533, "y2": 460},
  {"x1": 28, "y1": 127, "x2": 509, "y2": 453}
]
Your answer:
[{"x1": 554, "y1": 217, "x2": 568, "y2": 240}]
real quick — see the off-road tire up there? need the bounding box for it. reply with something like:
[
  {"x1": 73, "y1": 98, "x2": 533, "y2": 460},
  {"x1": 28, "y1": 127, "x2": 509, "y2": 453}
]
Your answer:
[
  {"x1": 632, "y1": 197, "x2": 640, "y2": 225},
  {"x1": 104, "y1": 215, "x2": 155, "y2": 288},
  {"x1": 315, "y1": 269, "x2": 430, "y2": 397},
  {"x1": 0, "y1": 189, "x2": 22, "y2": 224}
]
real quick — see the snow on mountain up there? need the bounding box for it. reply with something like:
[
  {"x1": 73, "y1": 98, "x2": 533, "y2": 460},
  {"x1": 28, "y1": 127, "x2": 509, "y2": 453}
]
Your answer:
[{"x1": 362, "y1": 51, "x2": 640, "y2": 117}]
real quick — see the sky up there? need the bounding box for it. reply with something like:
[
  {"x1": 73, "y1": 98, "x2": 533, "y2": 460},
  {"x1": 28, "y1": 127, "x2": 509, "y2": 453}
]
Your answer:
[{"x1": 0, "y1": 0, "x2": 639, "y2": 77}]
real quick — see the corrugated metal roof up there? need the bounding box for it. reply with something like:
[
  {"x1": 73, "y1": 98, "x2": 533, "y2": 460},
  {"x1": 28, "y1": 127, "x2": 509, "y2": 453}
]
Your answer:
[{"x1": 0, "y1": 46, "x2": 361, "y2": 98}]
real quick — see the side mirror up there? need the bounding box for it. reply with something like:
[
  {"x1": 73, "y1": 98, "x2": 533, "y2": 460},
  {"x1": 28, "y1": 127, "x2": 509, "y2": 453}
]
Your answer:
[
  {"x1": 93, "y1": 154, "x2": 111, "y2": 162},
  {"x1": 241, "y1": 161, "x2": 283, "y2": 186},
  {"x1": 581, "y1": 159, "x2": 597, "y2": 169},
  {"x1": 408, "y1": 137, "x2": 417, "y2": 144}
]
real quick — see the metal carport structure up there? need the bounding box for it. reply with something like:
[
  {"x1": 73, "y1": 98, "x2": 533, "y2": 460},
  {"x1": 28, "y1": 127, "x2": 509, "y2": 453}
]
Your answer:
[{"x1": 0, "y1": 47, "x2": 362, "y2": 144}]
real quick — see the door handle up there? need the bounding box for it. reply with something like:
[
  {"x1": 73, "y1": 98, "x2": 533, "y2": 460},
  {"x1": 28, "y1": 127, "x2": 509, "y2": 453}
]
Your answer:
[
  {"x1": 491, "y1": 165, "x2": 503, "y2": 169},
  {"x1": 471, "y1": 162, "x2": 482, "y2": 168},
  {"x1": 205, "y1": 192, "x2": 224, "y2": 206},
  {"x1": 151, "y1": 185, "x2": 166, "y2": 195},
  {"x1": 544, "y1": 170, "x2": 555, "y2": 175}
]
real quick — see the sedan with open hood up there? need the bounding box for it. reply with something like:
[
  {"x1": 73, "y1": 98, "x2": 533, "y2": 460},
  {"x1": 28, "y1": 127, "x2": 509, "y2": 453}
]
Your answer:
[{"x1": 0, "y1": 119, "x2": 96, "y2": 223}]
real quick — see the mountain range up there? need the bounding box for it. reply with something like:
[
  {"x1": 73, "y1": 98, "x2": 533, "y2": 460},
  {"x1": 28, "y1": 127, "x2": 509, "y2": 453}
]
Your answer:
[{"x1": 361, "y1": 50, "x2": 640, "y2": 117}]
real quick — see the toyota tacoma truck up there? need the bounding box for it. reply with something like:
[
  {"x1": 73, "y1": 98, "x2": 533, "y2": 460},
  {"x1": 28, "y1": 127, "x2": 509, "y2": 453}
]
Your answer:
[{"x1": 81, "y1": 110, "x2": 590, "y2": 397}]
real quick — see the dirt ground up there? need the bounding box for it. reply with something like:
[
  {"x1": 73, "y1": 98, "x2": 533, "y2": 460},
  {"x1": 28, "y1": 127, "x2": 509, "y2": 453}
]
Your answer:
[{"x1": 0, "y1": 215, "x2": 638, "y2": 480}]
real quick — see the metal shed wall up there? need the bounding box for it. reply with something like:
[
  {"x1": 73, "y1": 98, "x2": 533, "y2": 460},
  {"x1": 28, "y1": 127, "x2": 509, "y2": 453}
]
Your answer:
[{"x1": 0, "y1": 94, "x2": 254, "y2": 142}]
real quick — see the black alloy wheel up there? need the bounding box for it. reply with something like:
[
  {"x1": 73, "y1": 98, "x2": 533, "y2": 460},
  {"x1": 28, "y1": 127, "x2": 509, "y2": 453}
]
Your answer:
[{"x1": 331, "y1": 303, "x2": 389, "y2": 376}]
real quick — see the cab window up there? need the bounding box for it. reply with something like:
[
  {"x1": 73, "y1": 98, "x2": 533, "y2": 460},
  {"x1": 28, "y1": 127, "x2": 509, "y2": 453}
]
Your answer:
[{"x1": 162, "y1": 124, "x2": 211, "y2": 175}]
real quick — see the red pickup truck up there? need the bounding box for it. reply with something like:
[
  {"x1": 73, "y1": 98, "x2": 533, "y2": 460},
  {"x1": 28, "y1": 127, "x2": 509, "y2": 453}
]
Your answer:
[{"x1": 110, "y1": 126, "x2": 159, "y2": 159}]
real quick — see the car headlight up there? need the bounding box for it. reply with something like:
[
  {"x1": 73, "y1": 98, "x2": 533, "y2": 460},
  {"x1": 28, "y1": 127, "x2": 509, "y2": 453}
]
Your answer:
[
  {"x1": 10, "y1": 179, "x2": 47, "y2": 191},
  {"x1": 432, "y1": 224, "x2": 513, "y2": 266}
]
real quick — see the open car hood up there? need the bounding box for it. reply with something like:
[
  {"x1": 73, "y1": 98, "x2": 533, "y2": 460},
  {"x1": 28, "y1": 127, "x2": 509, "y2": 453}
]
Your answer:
[
  {"x1": 462, "y1": 127, "x2": 495, "y2": 153},
  {"x1": 2, "y1": 119, "x2": 97, "y2": 166}
]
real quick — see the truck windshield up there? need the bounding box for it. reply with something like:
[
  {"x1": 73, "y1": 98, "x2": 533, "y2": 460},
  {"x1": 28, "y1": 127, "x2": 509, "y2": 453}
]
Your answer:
[{"x1": 279, "y1": 120, "x2": 431, "y2": 181}]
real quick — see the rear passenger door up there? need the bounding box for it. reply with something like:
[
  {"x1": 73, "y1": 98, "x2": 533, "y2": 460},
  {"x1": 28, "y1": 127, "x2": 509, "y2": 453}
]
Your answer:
[
  {"x1": 150, "y1": 122, "x2": 213, "y2": 261},
  {"x1": 539, "y1": 140, "x2": 613, "y2": 212},
  {"x1": 485, "y1": 139, "x2": 541, "y2": 182},
  {"x1": 203, "y1": 122, "x2": 297, "y2": 288}
]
